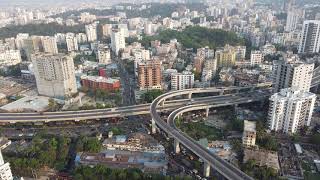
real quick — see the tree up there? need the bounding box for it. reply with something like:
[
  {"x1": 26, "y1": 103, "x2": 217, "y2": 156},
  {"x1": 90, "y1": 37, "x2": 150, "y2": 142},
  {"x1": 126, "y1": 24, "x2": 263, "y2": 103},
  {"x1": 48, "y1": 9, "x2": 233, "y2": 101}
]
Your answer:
[
  {"x1": 141, "y1": 90, "x2": 163, "y2": 103},
  {"x1": 311, "y1": 133, "x2": 320, "y2": 145}
]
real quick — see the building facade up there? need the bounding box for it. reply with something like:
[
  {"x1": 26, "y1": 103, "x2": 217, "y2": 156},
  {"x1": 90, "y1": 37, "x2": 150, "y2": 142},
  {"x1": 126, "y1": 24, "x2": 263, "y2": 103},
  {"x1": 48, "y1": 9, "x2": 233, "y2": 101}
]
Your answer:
[
  {"x1": 299, "y1": 20, "x2": 320, "y2": 54},
  {"x1": 32, "y1": 53, "x2": 77, "y2": 99},
  {"x1": 41, "y1": 36, "x2": 58, "y2": 54},
  {"x1": 242, "y1": 120, "x2": 256, "y2": 147},
  {"x1": 81, "y1": 75, "x2": 120, "y2": 91},
  {"x1": 250, "y1": 50, "x2": 263, "y2": 66},
  {"x1": 171, "y1": 71, "x2": 194, "y2": 90},
  {"x1": 267, "y1": 88, "x2": 316, "y2": 134},
  {"x1": 85, "y1": 23, "x2": 98, "y2": 42},
  {"x1": 111, "y1": 29, "x2": 126, "y2": 56},
  {"x1": 97, "y1": 47, "x2": 111, "y2": 64},
  {"x1": 138, "y1": 60, "x2": 162, "y2": 90},
  {"x1": 273, "y1": 57, "x2": 314, "y2": 92}
]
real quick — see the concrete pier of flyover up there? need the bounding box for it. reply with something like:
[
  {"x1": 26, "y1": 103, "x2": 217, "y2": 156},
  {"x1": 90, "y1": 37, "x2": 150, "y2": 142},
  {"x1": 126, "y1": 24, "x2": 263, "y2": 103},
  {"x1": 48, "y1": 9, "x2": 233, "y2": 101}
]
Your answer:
[{"x1": 173, "y1": 137, "x2": 211, "y2": 177}]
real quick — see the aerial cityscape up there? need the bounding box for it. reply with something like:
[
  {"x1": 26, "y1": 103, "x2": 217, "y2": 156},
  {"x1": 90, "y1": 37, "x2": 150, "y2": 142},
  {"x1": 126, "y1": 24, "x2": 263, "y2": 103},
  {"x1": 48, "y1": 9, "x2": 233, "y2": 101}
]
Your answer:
[{"x1": 1, "y1": 0, "x2": 320, "y2": 179}]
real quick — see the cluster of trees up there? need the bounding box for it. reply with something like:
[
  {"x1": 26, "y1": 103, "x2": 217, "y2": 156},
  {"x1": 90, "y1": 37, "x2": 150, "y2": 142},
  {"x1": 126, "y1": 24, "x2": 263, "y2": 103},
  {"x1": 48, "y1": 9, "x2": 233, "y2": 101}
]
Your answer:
[
  {"x1": 75, "y1": 136, "x2": 102, "y2": 153},
  {"x1": 73, "y1": 165, "x2": 192, "y2": 180},
  {"x1": 0, "y1": 23, "x2": 85, "y2": 38},
  {"x1": 141, "y1": 26, "x2": 245, "y2": 50},
  {"x1": 55, "y1": 3, "x2": 206, "y2": 19},
  {"x1": 140, "y1": 89, "x2": 163, "y2": 103},
  {"x1": 255, "y1": 119, "x2": 278, "y2": 151},
  {"x1": 79, "y1": 87, "x2": 122, "y2": 106},
  {"x1": 110, "y1": 127, "x2": 123, "y2": 136},
  {"x1": 180, "y1": 122, "x2": 223, "y2": 141},
  {"x1": 73, "y1": 53, "x2": 97, "y2": 65},
  {"x1": 0, "y1": 64, "x2": 21, "y2": 77},
  {"x1": 6, "y1": 135, "x2": 71, "y2": 177},
  {"x1": 241, "y1": 159, "x2": 278, "y2": 179}
]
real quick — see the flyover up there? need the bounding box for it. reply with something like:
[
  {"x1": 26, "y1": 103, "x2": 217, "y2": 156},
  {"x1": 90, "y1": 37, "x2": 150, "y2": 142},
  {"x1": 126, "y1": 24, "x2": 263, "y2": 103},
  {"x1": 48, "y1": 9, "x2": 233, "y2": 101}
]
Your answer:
[
  {"x1": 0, "y1": 95, "x2": 257, "y2": 123},
  {"x1": 150, "y1": 84, "x2": 272, "y2": 180}
]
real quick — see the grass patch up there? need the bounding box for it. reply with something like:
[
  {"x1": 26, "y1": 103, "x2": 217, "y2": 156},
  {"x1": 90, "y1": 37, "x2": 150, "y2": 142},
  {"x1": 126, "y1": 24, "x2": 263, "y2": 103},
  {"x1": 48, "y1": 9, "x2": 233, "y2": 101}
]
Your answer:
[{"x1": 180, "y1": 121, "x2": 223, "y2": 141}]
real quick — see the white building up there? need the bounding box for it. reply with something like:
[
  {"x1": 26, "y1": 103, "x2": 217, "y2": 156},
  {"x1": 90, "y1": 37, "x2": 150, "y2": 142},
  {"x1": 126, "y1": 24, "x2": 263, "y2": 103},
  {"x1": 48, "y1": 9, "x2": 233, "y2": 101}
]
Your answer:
[
  {"x1": 250, "y1": 50, "x2": 263, "y2": 66},
  {"x1": 111, "y1": 29, "x2": 125, "y2": 56},
  {"x1": 202, "y1": 59, "x2": 217, "y2": 82},
  {"x1": 285, "y1": 10, "x2": 300, "y2": 32},
  {"x1": 268, "y1": 88, "x2": 316, "y2": 134},
  {"x1": 66, "y1": 33, "x2": 78, "y2": 52},
  {"x1": 85, "y1": 23, "x2": 97, "y2": 42},
  {"x1": 41, "y1": 36, "x2": 58, "y2": 54},
  {"x1": 299, "y1": 20, "x2": 320, "y2": 54},
  {"x1": 102, "y1": 24, "x2": 113, "y2": 37},
  {"x1": 0, "y1": 50, "x2": 21, "y2": 67},
  {"x1": 76, "y1": 33, "x2": 88, "y2": 44},
  {"x1": 32, "y1": 53, "x2": 77, "y2": 99},
  {"x1": 171, "y1": 71, "x2": 194, "y2": 90},
  {"x1": 273, "y1": 56, "x2": 314, "y2": 92},
  {"x1": 97, "y1": 47, "x2": 111, "y2": 64}
]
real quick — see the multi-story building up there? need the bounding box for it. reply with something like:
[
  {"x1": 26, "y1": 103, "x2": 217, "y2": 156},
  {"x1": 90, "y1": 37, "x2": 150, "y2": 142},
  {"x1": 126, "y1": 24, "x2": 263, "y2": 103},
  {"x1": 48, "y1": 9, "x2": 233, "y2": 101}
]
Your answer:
[
  {"x1": 0, "y1": 50, "x2": 21, "y2": 67},
  {"x1": 66, "y1": 33, "x2": 78, "y2": 52},
  {"x1": 102, "y1": 24, "x2": 113, "y2": 37},
  {"x1": 242, "y1": 120, "x2": 256, "y2": 147},
  {"x1": 193, "y1": 56, "x2": 204, "y2": 73},
  {"x1": 41, "y1": 36, "x2": 58, "y2": 54},
  {"x1": 138, "y1": 60, "x2": 162, "y2": 90},
  {"x1": 0, "y1": 138, "x2": 13, "y2": 180},
  {"x1": 76, "y1": 33, "x2": 88, "y2": 44},
  {"x1": 285, "y1": 10, "x2": 300, "y2": 32},
  {"x1": 32, "y1": 53, "x2": 77, "y2": 99},
  {"x1": 81, "y1": 75, "x2": 120, "y2": 91},
  {"x1": 299, "y1": 20, "x2": 320, "y2": 54},
  {"x1": 250, "y1": 50, "x2": 263, "y2": 66},
  {"x1": 111, "y1": 29, "x2": 125, "y2": 56},
  {"x1": 216, "y1": 45, "x2": 237, "y2": 68},
  {"x1": 273, "y1": 56, "x2": 314, "y2": 92},
  {"x1": 171, "y1": 71, "x2": 194, "y2": 90},
  {"x1": 97, "y1": 47, "x2": 111, "y2": 64},
  {"x1": 202, "y1": 59, "x2": 217, "y2": 82},
  {"x1": 267, "y1": 88, "x2": 316, "y2": 134},
  {"x1": 85, "y1": 23, "x2": 97, "y2": 42}
]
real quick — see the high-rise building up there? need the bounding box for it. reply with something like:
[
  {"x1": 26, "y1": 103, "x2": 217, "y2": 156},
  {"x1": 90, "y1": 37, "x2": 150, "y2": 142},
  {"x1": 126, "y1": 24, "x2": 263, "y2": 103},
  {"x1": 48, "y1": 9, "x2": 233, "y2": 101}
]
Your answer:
[
  {"x1": 66, "y1": 33, "x2": 78, "y2": 52},
  {"x1": 85, "y1": 23, "x2": 98, "y2": 42},
  {"x1": 111, "y1": 29, "x2": 126, "y2": 56},
  {"x1": 285, "y1": 10, "x2": 299, "y2": 32},
  {"x1": 138, "y1": 60, "x2": 162, "y2": 90},
  {"x1": 250, "y1": 50, "x2": 263, "y2": 66},
  {"x1": 32, "y1": 53, "x2": 77, "y2": 99},
  {"x1": 102, "y1": 24, "x2": 113, "y2": 37},
  {"x1": 0, "y1": 138, "x2": 13, "y2": 180},
  {"x1": 273, "y1": 56, "x2": 314, "y2": 92},
  {"x1": 171, "y1": 71, "x2": 194, "y2": 90},
  {"x1": 299, "y1": 20, "x2": 320, "y2": 54},
  {"x1": 193, "y1": 56, "x2": 204, "y2": 73},
  {"x1": 97, "y1": 47, "x2": 111, "y2": 64},
  {"x1": 41, "y1": 36, "x2": 58, "y2": 54},
  {"x1": 242, "y1": 120, "x2": 256, "y2": 147},
  {"x1": 216, "y1": 45, "x2": 237, "y2": 68},
  {"x1": 268, "y1": 88, "x2": 316, "y2": 134},
  {"x1": 31, "y1": 35, "x2": 43, "y2": 52}
]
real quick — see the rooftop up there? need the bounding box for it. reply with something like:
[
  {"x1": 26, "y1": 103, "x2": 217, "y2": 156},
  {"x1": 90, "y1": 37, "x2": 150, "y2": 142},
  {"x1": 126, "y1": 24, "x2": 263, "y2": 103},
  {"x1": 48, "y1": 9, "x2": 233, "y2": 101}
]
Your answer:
[
  {"x1": 81, "y1": 75, "x2": 120, "y2": 84},
  {"x1": 0, "y1": 96, "x2": 50, "y2": 112}
]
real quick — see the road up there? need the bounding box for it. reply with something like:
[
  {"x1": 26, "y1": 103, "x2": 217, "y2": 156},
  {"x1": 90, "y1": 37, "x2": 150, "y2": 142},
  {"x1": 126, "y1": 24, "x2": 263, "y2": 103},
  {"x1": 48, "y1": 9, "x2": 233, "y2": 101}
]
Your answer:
[{"x1": 114, "y1": 57, "x2": 135, "y2": 105}]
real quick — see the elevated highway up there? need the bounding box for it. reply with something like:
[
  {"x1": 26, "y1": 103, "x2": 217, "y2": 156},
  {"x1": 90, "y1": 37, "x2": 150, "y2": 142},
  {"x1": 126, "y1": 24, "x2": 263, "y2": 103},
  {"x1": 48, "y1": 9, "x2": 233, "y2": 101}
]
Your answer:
[{"x1": 150, "y1": 84, "x2": 272, "y2": 180}]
